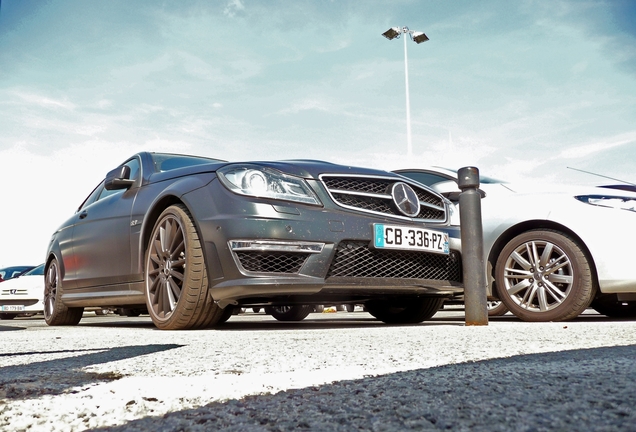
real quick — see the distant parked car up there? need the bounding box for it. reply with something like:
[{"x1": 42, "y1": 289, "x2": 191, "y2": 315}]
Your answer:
[
  {"x1": 0, "y1": 264, "x2": 45, "y2": 319},
  {"x1": 0, "y1": 265, "x2": 36, "y2": 283},
  {"x1": 45, "y1": 152, "x2": 463, "y2": 330},
  {"x1": 395, "y1": 167, "x2": 636, "y2": 322}
]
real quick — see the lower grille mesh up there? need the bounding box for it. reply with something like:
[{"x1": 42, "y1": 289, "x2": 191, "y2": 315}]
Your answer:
[
  {"x1": 235, "y1": 251, "x2": 308, "y2": 274},
  {"x1": 327, "y1": 241, "x2": 462, "y2": 281}
]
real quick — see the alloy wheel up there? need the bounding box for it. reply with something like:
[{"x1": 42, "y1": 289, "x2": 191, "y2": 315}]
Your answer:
[
  {"x1": 502, "y1": 239, "x2": 573, "y2": 312},
  {"x1": 147, "y1": 214, "x2": 187, "y2": 320},
  {"x1": 43, "y1": 260, "x2": 59, "y2": 320}
]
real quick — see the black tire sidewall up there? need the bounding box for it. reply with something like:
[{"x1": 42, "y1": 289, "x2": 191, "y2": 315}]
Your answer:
[
  {"x1": 495, "y1": 229, "x2": 594, "y2": 322},
  {"x1": 145, "y1": 205, "x2": 205, "y2": 329}
]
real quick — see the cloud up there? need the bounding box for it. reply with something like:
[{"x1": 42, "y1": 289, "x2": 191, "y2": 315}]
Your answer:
[
  {"x1": 224, "y1": 0, "x2": 245, "y2": 18},
  {"x1": 558, "y1": 132, "x2": 636, "y2": 159},
  {"x1": 11, "y1": 91, "x2": 76, "y2": 110}
]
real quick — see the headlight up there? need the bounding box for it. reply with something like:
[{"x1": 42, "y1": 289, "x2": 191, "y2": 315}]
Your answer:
[
  {"x1": 575, "y1": 195, "x2": 636, "y2": 212},
  {"x1": 218, "y1": 165, "x2": 321, "y2": 205}
]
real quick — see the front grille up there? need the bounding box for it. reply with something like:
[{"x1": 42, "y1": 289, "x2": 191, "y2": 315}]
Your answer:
[
  {"x1": 235, "y1": 251, "x2": 308, "y2": 274},
  {"x1": 321, "y1": 175, "x2": 446, "y2": 222},
  {"x1": 327, "y1": 241, "x2": 462, "y2": 282}
]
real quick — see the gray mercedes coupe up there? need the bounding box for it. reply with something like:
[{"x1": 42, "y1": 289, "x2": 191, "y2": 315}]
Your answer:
[{"x1": 44, "y1": 152, "x2": 462, "y2": 329}]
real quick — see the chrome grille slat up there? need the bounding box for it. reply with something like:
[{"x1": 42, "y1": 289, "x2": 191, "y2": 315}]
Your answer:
[{"x1": 321, "y1": 174, "x2": 447, "y2": 222}]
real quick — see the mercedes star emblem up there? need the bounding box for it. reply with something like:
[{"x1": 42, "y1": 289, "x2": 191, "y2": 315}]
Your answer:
[{"x1": 391, "y1": 182, "x2": 420, "y2": 217}]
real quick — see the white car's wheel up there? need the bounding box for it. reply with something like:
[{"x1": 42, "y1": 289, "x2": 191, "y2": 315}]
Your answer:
[
  {"x1": 486, "y1": 300, "x2": 508, "y2": 317},
  {"x1": 495, "y1": 229, "x2": 594, "y2": 322}
]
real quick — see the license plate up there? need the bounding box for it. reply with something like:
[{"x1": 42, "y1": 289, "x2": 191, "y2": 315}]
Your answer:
[
  {"x1": 0, "y1": 305, "x2": 25, "y2": 312},
  {"x1": 373, "y1": 224, "x2": 449, "y2": 254}
]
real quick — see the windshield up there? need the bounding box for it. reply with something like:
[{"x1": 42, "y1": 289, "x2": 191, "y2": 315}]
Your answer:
[
  {"x1": 151, "y1": 153, "x2": 226, "y2": 173},
  {"x1": 438, "y1": 168, "x2": 505, "y2": 184},
  {"x1": 23, "y1": 264, "x2": 45, "y2": 276},
  {"x1": 479, "y1": 174, "x2": 505, "y2": 184}
]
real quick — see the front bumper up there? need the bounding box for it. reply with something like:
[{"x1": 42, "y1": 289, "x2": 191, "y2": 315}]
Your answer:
[
  {"x1": 0, "y1": 294, "x2": 43, "y2": 315},
  {"x1": 184, "y1": 182, "x2": 463, "y2": 308}
]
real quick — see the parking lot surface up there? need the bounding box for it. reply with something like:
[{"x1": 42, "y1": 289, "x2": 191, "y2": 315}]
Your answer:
[{"x1": 1, "y1": 309, "x2": 636, "y2": 431}]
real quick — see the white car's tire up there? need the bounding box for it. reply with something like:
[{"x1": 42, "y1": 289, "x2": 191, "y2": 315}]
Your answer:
[{"x1": 495, "y1": 229, "x2": 595, "y2": 322}]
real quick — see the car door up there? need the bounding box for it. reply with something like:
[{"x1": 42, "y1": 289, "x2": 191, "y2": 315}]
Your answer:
[{"x1": 69, "y1": 157, "x2": 141, "y2": 289}]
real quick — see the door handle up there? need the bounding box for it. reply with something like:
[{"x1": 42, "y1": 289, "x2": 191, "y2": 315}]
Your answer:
[{"x1": 79, "y1": 211, "x2": 88, "y2": 219}]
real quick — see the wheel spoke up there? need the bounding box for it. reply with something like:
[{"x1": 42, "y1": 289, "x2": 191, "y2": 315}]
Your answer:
[
  {"x1": 169, "y1": 231, "x2": 184, "y2": 259},
  {"x1": 537, "y1": 286, "x2": 550, "y2": 311},
  {"x1": 506, "y1": 278, "x2": 532, "y2": 296},
  {"x1": 546, "y1": 255, "x2": 569, "y2": 273},
  {"x1": 538, "y1": 242, "x2": 554, "y2": 268},
  {"x1": 503, "y1": 267, "x2": 532, "y2": 277},
  {"x1": 46, "y1": 297, "x2": 54, "y2": 315},
  {"x1": 510, "y1": 250, "x2": 532, "y2": 271},
  {"x1": 167, "y1": 278, "x2": 180, "y2": 309},
  {"x1": 528, "y1": 242, "x2": 541, "y2": 268},
  {"x1": 518, "y1": 285, "x2": 538, "y2": 309},
  {"x1": 543, "y1": 280, "x2": 568, "y2": 302},
  {"x1": 148, "y1": 274, "x2": 160, "y2": 298},
  {"x1": 169, "y1": 268, "x2": 185, "y2": 282},
  {"x1": 150, "y1": 241, "x2": 162, "y2": 263},
  {"x1": 547, "y1": 273, "x2": 572, "y2": 284}
]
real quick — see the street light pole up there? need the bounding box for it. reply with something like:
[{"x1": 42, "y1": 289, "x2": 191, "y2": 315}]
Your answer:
[
  {"x1": 382, "y1": 26, "x2": 429, "y2": 157},
  {"x1": 403, "y1": 32, "x2": 412, "y2": 158}
]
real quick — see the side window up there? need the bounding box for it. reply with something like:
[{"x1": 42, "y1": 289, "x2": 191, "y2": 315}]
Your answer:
[
  {"x1": 78, "y1": 181, "x2": 105, "y2": 211},
  {"x1": 96, "y1": 158, "x2": 141, "y2": 202},
  {"x1": 126, "y1": 158, "x2": 141, "y2": 182},
  {"x1": 400, "y1": 172, "x2": 451, "y2": 188}
]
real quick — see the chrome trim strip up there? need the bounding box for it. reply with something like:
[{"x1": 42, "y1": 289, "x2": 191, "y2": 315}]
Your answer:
[
  {"x1": 420, "y1": 201, "x2": 446, "y2": 212},
  {"x1": 328, "y1": 189, "x2": 392, "y2": 199},
  {"x1": 229, "y1": 240, "x2": 325, "y2": 253}
]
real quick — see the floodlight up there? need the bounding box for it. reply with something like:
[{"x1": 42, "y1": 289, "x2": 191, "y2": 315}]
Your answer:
[
  {"x1": 381, "y1": 25, "x2": 429, "y2": 157},
  {"x1": 382, "y1": 27, "x2": 401, "y2": 40},
  {"x1": 412, "y1": 31, "x2": 429, "y2": 44}
]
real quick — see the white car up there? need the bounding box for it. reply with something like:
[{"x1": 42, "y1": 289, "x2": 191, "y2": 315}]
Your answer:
[
  {"x1": 395, "y1": 167, "x2": 636, "y2": 322},
  {"x1": 0, "y1": 264, "x2": 45, "y2": 319},
  {"x1": 0, "y1": 263, "x2": 110, "y2": 320}
]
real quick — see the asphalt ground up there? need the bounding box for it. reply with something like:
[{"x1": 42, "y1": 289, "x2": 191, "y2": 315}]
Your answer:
[{"x1": 1, "y1": 308, "x2": 635, "y2": 431}]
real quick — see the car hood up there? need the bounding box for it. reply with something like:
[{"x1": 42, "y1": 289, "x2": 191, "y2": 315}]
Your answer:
[
  {"x1": 481, "y1": 181, "x2": 636, "y2": 200},
  {"x1": 0, "y1": 274, "x2": 43, "y2": 289},
  {"x1": 171, "y1": 159, "x2": 401, "y2": 181}
]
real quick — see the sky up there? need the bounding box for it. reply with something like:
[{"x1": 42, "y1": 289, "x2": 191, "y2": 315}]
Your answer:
[{"x1": 1, "y1": 0, "x2": 635, "y2": 266}]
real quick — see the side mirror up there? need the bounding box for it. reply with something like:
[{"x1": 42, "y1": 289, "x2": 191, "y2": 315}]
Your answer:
[{"x1": 104, "y1": 165, "x2": 135, "y2": 190}]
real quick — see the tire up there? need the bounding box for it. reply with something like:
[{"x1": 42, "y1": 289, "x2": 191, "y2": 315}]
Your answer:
[
  {"x1": 43, "y1": 258, "x2": 83, "y2": 326},
  {"x1": 94, "y1": 308, "x2": 109, "y2": 316},
  {"x1": 145, "y1": 204, "x2": 226, "y2": 330},
  {"x1": 591, "y1": 294, "x2": 636, "y2": 318},
  {"x1": 366, "y1": 297, "x2": 445, "y2": 324},
  {"x1": 345, "y1": 304, "x2": 355, "y2": 312},
  {"x1": 487, "y1": 300, "x2": 508, "y2": 317},
  {"x1": 336, "y1": 305, "x2": 345, "y2": 311},
  {"x1": 0, "y1": 313, "x2": 16, "y2": 320},
  {"x1": 265, "y1": 305, "x2": 313, "y2": 321},
  {"x1": 252, "y1": 307, "x2": 261, "y2": 313},
  {"x1": 495, "y1": 229, "x2": 595, "y2": 322},
  {"x1": 313, "y1": 305, "x2": 324, "y2": 313}
]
